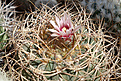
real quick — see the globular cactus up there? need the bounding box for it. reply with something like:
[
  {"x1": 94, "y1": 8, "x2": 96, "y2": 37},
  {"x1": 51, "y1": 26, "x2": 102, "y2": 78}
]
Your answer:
[
  {"x1": 1, "y1": 1, "x2": 121, "y2": 81},
  {"x1": 0, "y1": 1, "x2": 16, "y2": 80},
  {"x1": 79, "y1": 0, "x2": 121, "y2": 33},
  {"x1": 0, "y1": 0, "x2": 16, "y2": 49}
]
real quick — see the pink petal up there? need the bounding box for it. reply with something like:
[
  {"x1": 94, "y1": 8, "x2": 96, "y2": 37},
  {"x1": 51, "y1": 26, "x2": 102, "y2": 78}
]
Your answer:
[
  {"x1": 64, "y1": 13, "x2": 72, "y2": 28},
  {"x1": 67, "y1": 20, "x2": 72, "y2": 27},
  {"x1": 59, "y1": 20, "x2": 64, "y2": 30},
  {"x1": 64, "y1": 13, "x2": 68, "y2": 20},
  {"x1": 59, "y1": 31, "x2": 66, "y2": 36},
  {"x1": 50, "y1": 20, "x2": 60, "y2": 31},
  {"x1": 63, "y1": 13, "x2": 67, "y2": 25},
  {"x1": 51, "y1": 33, "x2": 59, "y2": 37},
  {"x1": 48, "y1": 29, "x2": 59, "y2": 33},
  {"x1": 66, "y1": 29, "x2": 72, "y2": 35},
  {"x1": 73, "y1": 25, "x2": 81, "y2": 33},
  {"x1": 55, "y1": 16, "x2": 60, "y2": 27}
]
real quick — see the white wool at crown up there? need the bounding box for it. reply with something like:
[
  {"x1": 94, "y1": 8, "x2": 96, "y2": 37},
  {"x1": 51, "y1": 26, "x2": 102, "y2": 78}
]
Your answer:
[{"x1": 35, "y1": 0, "x2": 57, "y2": 8}]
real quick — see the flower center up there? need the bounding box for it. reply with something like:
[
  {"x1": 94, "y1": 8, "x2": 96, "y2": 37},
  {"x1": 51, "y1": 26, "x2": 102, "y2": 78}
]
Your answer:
[{"x1": 62, "y1": 27, "x2": 67, "y2": 32}]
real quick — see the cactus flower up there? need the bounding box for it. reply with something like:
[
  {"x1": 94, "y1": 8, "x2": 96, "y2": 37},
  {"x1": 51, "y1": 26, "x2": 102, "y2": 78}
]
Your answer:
[{"x1": 48, "y1": 13, "x2": 81, "y2": 40}]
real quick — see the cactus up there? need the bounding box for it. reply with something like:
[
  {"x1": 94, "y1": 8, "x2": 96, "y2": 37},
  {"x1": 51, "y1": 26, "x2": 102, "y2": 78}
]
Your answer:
[
  {"x1": 0, "y1": 1, "x2": 16, "y2": 81},
  {"x1": 79, "y1": 0, "x2": 121, "y2": 33},
  {"x1": 0, "y1": 0, "x2": 121, "y2": 81},
  {"x1": 0, "y1": 0, "x2": 16, "y2": 49}
]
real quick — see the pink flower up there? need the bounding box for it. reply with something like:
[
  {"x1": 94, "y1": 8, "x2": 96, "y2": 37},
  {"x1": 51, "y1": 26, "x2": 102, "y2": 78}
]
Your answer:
[{"x1": 48, "y1": 13, "x2": 81, "y2": 40}]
